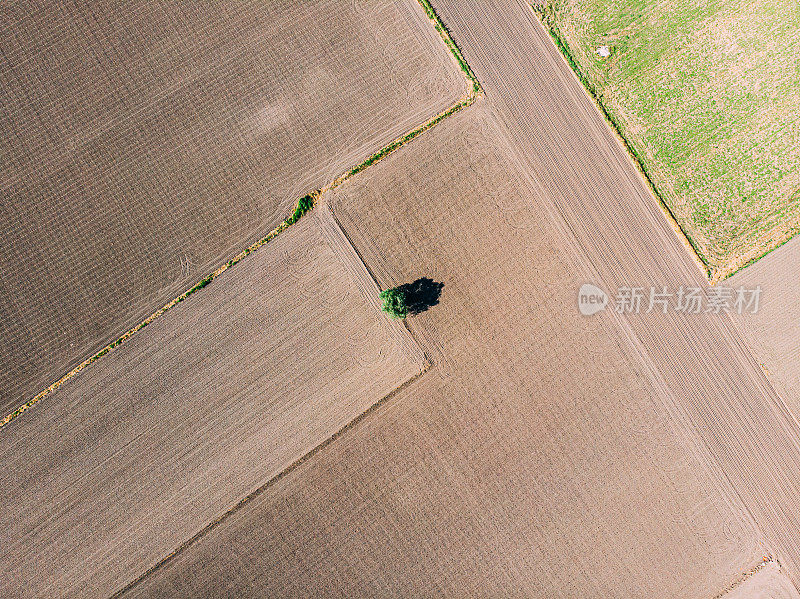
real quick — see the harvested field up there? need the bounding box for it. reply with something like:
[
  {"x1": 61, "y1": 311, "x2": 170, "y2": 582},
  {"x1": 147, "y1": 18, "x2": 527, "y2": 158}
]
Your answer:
[
  {"x1": 729, "y1": 236, "x2": 800, "y2": 421},
  {"x1": 722, "y1": 562, "x2": 800, "y2": 599},
  {"x1": 537, "y1": 0, "x2": 800, "y2": 278},
  {"x1": 0, "y1": 211, "x2": 424, "y2": 598},
  {"x1": 432, "y1": 0, "x2": 800, "y2": 582},
  {"x1": 122, "y1": 105, "x2": 764, "y2": 599},
  {"x1": 0, "y1": 0, "x2": 464, "y2": 414}
]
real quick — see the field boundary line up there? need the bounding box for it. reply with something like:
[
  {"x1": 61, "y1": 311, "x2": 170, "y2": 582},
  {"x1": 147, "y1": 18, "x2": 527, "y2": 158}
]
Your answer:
[
  {"x1": 530, "y1": 2, "x2": 712, "y2": 282},
  {"x1": 322, "y1": 198, "x2": 432, "y2": 365},
  {"x1": 0, "y1": 192, "x2": 318, "y2": 430},
  {"x1": 109, "y1": 363, "x2": 432, "y2": 598},
  {"x1": 724, "y1": 220, "x2": 800, "y2": 280},
  {"x1": 712, "y1": 555, "x2": 776, "y2": 599},
  {"x1": 0, "y1": 0, "x2": 482, "y2": 430},
  {"x1": 417, "y1": 0, "x2": 482, "y2": 95}
]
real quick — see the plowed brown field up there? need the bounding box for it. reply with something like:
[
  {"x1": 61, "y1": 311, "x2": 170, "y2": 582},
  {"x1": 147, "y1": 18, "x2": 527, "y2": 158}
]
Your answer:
[
  {"x1": 122, "y1": 105, "x2": 764, "y2": 599},
  {"x1": 0, "y1": 211, "x2": 424, "y2": 598},
  {"x1": 6, "y1": 1, "x2": 800, "y2": 597},
  {"x1": 0, "y1": 0, "x2": 463, "y2": 413},
  {"x1": 729, "y1": 237, "x2": 800, "y2": 422}
]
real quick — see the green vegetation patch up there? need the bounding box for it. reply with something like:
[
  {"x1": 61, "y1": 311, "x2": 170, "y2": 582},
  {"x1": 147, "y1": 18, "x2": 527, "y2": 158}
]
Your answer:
[
  {"x1": 539, "y1": 0, "x2": 800, "y2": 278},
  {"x1": 287, "y1": 194, "x2": 315, "y2": 225},
  {"x1": 380, "y1": 287, "x2": 409, "y2": 319}
]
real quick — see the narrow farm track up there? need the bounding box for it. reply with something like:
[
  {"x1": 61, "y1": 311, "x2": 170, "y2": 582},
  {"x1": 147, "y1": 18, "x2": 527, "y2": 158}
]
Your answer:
[{"x1": 432, "y1": 0, "x2": 800, "y2": 579}]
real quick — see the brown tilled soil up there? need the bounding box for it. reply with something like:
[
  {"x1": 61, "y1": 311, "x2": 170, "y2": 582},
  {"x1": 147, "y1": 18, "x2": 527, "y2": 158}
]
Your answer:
[
  {"x1": 122, "y1": 105, "x2": 764, "y2": 599},
  {"x1": 0, "y1": 0, "x2": 463, "y2": 413},
  {"x1": 729, "y1": 237, "x2": 800, "y2": 422},
  {"x1": 721, "y1": 562, "x2": 800, "y2": 599},
  {"x1": 7, "y1": 1, "x2": 800, "y2": 597},
  {"x1": 0, "y1": 212, "x2": 424, "y2": 598}
]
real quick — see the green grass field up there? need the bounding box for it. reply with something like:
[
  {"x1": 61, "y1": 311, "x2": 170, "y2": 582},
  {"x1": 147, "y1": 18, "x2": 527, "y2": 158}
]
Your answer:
[{"x1": 539, "y1": 0, "x2": 800, "y2": 279}]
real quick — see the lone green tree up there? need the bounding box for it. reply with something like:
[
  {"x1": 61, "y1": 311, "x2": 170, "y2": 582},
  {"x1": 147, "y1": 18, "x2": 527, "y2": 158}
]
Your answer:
[{"x1": 379, "y1": 287, "x2": 408, "y2": 319}]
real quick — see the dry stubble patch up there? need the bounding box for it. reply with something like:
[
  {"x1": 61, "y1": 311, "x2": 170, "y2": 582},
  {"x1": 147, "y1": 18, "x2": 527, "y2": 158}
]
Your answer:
[{"x1": 0, "y1": 212, "x2": 424, "y2": 598}]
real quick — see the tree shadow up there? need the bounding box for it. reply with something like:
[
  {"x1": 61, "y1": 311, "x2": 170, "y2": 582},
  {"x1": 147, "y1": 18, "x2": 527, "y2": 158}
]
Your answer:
[{"x1": 397, "y1": 277, "x2": 444, "y2": 316}]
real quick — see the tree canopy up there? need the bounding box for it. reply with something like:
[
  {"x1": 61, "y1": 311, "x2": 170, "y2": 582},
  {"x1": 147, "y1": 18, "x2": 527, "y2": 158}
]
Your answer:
[{"x1": 379, "y1": 287, "x2": 408, "y2": 319}]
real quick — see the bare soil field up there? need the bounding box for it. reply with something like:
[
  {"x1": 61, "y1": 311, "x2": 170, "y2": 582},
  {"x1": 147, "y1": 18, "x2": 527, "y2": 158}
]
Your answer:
[
  {"x1": 431, "y1": 1, "x2": 800, "y2": 580},
  {"x1": 123, "y1": 105, "x2": 764, "y2": 599},
  {"x1": 536, "y1": 0, "x2": 800, "y2": 279},
  {"x1": 729, "y1": 236, "x2": 800, "y2": 421},
  {"x1": 120, "y1": 2, "x2": 800, "y2": 594},
  {"x1": 722, "y1": 562, "x2": 800, "y2": 599},
  {"x1": 0, "y1": 211, "x2": 424, "y2": 598},
  {"x1": 0, "y1": 0, "x2": 463, "y2": 414}
]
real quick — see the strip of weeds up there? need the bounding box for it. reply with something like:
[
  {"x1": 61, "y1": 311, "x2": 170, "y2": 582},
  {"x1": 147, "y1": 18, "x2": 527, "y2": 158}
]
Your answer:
[
  {"x1": 0, "y1": 192, "x2": 319, "y2": 430},
  {"x1": 417, "y1": 0, "x2": 482, "y2": 94},
  {"x1": 331, "y1": 95, "x2": 475, "y2": 188},
  {"x1": 1, "y1": 2, "x2": 483, "y2": 430},
  {"x1": 532, "y1": 2, "x2": 712, "y2": 280}
]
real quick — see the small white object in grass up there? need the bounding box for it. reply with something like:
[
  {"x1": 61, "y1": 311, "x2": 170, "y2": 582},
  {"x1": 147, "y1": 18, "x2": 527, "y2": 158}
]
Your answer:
[{"x1": 596, "y1": 45, "x2": 611, "y2": 58}]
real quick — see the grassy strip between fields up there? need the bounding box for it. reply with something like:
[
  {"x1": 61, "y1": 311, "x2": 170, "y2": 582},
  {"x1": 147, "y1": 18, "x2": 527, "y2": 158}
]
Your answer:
[
  {"x1": 417, "y1": 0, "x2": 482, "y2": 94},
  {"x1": 0, "y1": 0, "x2": 482, "y2": 430},
  {"x1": 531, "y1": 3, "x2": 713, "y2": 280},
  {"x1": 0, "y1": 191, "x2": 319, "y2": 429}
]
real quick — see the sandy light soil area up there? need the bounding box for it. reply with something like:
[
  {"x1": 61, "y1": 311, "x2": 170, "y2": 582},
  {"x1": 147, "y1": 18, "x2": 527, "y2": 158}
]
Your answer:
[
  {"x1": 0, "y1": 0, "x2": 463, "y2": 413},
  {"x1": 0, "y1": 211, "x2": 424, "y2": 598},
  {"x1": 729, "y1": 237, "x2": 800, "y2": 422},
  {"x1": 722, "y1": 562, "x2": 800, "y2": 599},
  {"x1": 431, "y1": 0, "x2": 800, "y2": 580}
]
